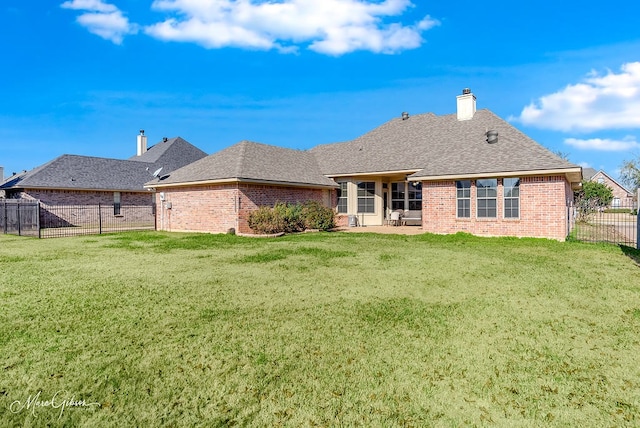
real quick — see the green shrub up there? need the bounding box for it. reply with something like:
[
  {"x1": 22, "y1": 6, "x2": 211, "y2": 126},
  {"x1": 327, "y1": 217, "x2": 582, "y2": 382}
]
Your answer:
[
  {"x1": 273, "y1": 202, "x2": 305, "y2": 233},
  {"x1": 248, "y1": 201, "x2": 335, "y2": 234},
  {"x1": 301, "y1": 201, "x2": 335, "y2": 231},
  {"x1": 247, "y1": 206, "x2": 284, "y2": 234}
]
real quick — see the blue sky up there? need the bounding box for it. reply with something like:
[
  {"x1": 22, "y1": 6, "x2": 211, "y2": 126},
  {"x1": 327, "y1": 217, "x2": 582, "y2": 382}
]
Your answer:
[{"x1": 2, "y1": 0, "x2": 640, "y2": 186}]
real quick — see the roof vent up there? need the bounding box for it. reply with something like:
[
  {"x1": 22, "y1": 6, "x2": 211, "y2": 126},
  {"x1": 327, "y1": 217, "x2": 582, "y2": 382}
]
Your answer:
[
  {"x1": 163, "y1": 137, "x2": 168, "y2": 142},
  {"x1": 486, "y1": 130, "x2": 499, "y2": 144},
  {"x1": 401, "y1": 112, "x2": 409, "y2": 120}
]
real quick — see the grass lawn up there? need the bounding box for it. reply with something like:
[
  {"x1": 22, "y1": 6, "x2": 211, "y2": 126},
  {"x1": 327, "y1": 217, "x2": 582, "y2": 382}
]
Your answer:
[{"x1": 1, "y1": 231, "x2": 639, "y2": 427}]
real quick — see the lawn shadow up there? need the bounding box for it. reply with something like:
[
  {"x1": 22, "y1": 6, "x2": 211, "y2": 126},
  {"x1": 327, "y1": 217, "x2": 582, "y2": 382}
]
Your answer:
[{"x1": 620, "y1": 245, "x2": 640, "y2": 267}]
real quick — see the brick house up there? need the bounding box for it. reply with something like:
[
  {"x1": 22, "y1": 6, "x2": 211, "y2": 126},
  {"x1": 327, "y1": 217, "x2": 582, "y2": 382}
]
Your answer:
[
  {"x1": 0, "y1": 133, "x2": 207, "y2": 225},
  {"x1": 146, "y1": 141, "x2": 338, "y2": 234},
  {"x1": 148, "y1": 89, "x2": 582, "y2": 240},
  {"x1": 583, "y1": 168, "x2": 634, "y2": 208}
]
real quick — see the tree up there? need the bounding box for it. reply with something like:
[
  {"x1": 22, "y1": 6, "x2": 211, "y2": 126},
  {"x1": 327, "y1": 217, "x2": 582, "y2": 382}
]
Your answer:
[
  {"x1": 619, "y1": 156, "x2": 640, "y2": 192},
  {"x1": 574, "y1": 180, "x2": 614, "y2": 221}
]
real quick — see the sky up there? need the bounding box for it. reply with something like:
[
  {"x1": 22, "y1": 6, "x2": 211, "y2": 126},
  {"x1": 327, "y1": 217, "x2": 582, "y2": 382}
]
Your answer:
[{"x1": 1, "y1": 0, "x2": 640, "y2": 187}]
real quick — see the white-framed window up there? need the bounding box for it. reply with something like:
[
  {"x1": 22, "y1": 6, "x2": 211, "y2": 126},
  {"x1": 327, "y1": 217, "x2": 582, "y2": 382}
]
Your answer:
[
  {"x1": 476, "y1": 179, "x2": 497, "y2": 218},
  {"x1": 456, "y1": 180, "x2": 471, "y2": 218},
  {"x1": 337, "y1": 181, "x2": 348, "y2": 213},
  {"x1": 391, "y1": 182, "x2": 405, "y2": 210},
  {"x1": 408, "y1": 182, "x2": 422, "y2": 210},
  {"x1": 504, "y1": 178, "x2": 520, "y2": 218},
  {"x1": 612, "y1": 197, "x2": 620, "y2": 208},
  {"x1": 357, "y1": 182, "x2": 375, "y2": 213}
]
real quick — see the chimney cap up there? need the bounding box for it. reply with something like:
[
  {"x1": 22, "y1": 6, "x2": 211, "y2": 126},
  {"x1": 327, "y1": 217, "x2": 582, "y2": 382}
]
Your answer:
[
  {"x1": 139, "y1": 129, "x2": 145, "y2": 135},
  {"x1": 462, "y1": 88, "x2": 471, "y2": 95}
]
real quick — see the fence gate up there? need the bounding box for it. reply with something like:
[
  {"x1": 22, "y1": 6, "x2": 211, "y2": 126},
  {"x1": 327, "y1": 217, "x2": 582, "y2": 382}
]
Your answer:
[
  {"x1": 0, "y1": 199, "x2": 40, "y2": 237},
  {"x1": 569, "y1": 199, "x2": 638, "y2": 248}
]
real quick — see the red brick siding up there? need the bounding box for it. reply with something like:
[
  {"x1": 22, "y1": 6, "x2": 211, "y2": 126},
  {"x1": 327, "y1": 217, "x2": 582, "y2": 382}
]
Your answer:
[
  {"x1": 422, "y1": 176, "x2": 571, "y2": 240},
  {"x1": 155, "y1": 183, "x2": 328, "y2": 234},
  {"x1": 16, "y1": 189, "x2": 152, "y2": 206},
  {"x1": 155, "y1": 184, "x2": 238, "y2": 233},
  {"x1": 16, "y1": 189, "x2": 153, "y2": 226},
  {"x1": 590, "y1": 172, "x2": 634, "y2": 207}
]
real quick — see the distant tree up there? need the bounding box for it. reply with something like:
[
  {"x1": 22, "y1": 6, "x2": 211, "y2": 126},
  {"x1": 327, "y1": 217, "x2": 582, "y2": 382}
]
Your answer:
[
  {"x1": 553, "y1": 150, "x2": 571, "y2": 161},
  {"x1": 574, "y1": 180, "x2": 613, "y2": 221},
  {"x1": 619, "y1": 155, "x2": 640, "y2": 192}
]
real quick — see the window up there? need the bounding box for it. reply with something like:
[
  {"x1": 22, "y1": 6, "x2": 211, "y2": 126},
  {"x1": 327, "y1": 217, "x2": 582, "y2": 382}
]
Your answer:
[
  {"x1": 357, "y1": 182, "x2": 375, "y2": 213},
  {"x1": 476, "y1": 179, "x2": 497, "y2": 218},
  {"x1": 408, "y1": 182, "x2": 422, "y2": 210},
  {"x1": 612, "y1": 197, "x2": 620, "y2": 208},
  {"x1": 337, "y1": 182, "x2": 348, "y2": 213},
  {"x1": 504, "y1": 178, "x2": 520, "y2": 218},
  {"x1": 456, "y1": 180, "x2": 471, "y2": 218},
  {"x1": 391, "y1": 182, "x2": 405, "y2": 210},
  {"x1": 114, "y1": 192, "x2": 121, "y2": 216},
  {"x1": 597, "y1": 177, "x2": 605, "y2": 184}
]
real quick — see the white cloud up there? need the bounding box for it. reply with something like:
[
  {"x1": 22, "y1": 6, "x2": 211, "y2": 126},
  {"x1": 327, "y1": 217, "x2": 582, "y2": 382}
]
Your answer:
[
  {"x1": 564, "y1": 136, "x2": 640, "y2": 151},
  {"x1": 61, "y1": 0, "x2": 117, "y2": 13},
  {"x1": 145, "y1": 0, "x2": 439, "y2": 55},
  {"x1": 516, "y1": 62, "x2": 640, "y2": 132},
  {"x1": 61, "y1": 0, "x2": 137, "y2": 44}
]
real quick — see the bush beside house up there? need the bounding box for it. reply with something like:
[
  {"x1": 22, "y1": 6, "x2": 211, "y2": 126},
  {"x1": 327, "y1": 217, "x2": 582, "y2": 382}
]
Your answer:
[{"x1": 248, "y1": 201, "x2": 335, "y2": 234}]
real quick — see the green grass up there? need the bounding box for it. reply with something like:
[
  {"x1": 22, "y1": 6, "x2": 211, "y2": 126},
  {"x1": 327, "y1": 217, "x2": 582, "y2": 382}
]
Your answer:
[{"x1": 1, "y1": 231, "x2": 639, "y2": 427}]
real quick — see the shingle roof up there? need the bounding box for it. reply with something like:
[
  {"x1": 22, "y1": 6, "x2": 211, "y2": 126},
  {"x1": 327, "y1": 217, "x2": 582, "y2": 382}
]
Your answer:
[
  {"x1": 148, "y1": 141, "x2": 338, "y2": 188},
  {"x1": 1, "y1": 137, "x2": 207, "y2": 192},
  {"x1": 311, "y1": 109, "x2": 581, "y2": 179},
  {"x1": 582, "y1": 168, "x2": 597, "y2": 181}
]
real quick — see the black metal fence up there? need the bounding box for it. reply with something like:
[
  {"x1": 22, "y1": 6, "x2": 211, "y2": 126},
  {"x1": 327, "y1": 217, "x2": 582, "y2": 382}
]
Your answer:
[
  {"x1": 569, "y1": 200, "x2": 638, "y2": 248},
  {"x1": 1, "y1": 201, "x2": 156, "y2": 238}
]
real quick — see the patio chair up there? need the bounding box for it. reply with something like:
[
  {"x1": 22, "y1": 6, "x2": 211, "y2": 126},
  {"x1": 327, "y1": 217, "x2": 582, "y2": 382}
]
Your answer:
[{"x1": 389, "y1": 210, "x2": 401, "y2": 226}]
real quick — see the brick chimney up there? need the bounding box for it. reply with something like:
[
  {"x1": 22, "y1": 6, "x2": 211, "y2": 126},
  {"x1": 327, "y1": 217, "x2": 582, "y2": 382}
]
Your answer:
[
  {"x1": 137, "y1": 130, "x2": 148, "y2": 156},
  {"x1": 456, "y1": 88, "x2": 476, "y2": 121}
]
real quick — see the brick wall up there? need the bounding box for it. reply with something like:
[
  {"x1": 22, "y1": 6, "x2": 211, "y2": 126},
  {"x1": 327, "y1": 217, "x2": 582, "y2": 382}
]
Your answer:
[
  {"x1": 422, "y1": 175, "x2": 571, "y2": 240},
  {"x1": 18, "y1": 189, "x2": 152, "y2": 206},
  {"x1": 18, "y1": 189, "x2": 153, "y2": 226},
  {"x1": 155, "y1": 183, "x2": 328, "y2": 234}
]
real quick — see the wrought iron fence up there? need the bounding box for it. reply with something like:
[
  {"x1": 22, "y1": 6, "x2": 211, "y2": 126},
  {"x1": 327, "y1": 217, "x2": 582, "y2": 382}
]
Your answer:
[
  {"x1": 1, "y1": 201, "x2": 156, "y2": 238},
  {"x1": 569, "y1": 200, "x2": 638, "y2": 248}
]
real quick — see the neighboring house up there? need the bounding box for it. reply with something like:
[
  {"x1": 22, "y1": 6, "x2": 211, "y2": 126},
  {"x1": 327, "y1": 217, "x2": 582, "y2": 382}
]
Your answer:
[
  {"x1": 147, "y1": 90, "x2": 582, "y2": 240},
  {"x1": 0, "y1": 133, "x2": 207, "y2": 223},
  {"x1": 146, "y1": 141, "x2": 338, "y2": 233},
  {"x1": 582, "y1": 168, "x2": 634, "y2": 208}
]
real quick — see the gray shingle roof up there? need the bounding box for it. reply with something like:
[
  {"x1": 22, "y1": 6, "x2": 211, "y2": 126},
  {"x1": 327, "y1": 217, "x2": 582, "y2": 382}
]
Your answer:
[
  {"x1": 582, "y1": 168, "x2": 597, "y2": 181},
  {"x1": 311, "y1": 109, "x2": 581, "y2": 179},
  {"x1": 149, "y1": 141, "x2": 338, "y2": 188},
  {"x1": 1, "y1": 137, "x2": 207, "y2": 192}
]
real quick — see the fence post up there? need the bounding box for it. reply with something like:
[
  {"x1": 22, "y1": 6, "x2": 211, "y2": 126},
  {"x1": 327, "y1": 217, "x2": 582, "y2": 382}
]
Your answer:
[
  {"x1": 99, "y1": 203, "x2": 103, "y2": 235},
  {"x1": 637, "y1": 188, "x2": 639, "y2": 250},
  {"x1": 2, "y1": 200, "x2": 6, "y2": 234},
  {"x1": 37, "y1": 201, "x2": 41, "y2": 239},
  {"x1": 17, "y1": 201, "x2": 21, "y2": 236}
]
